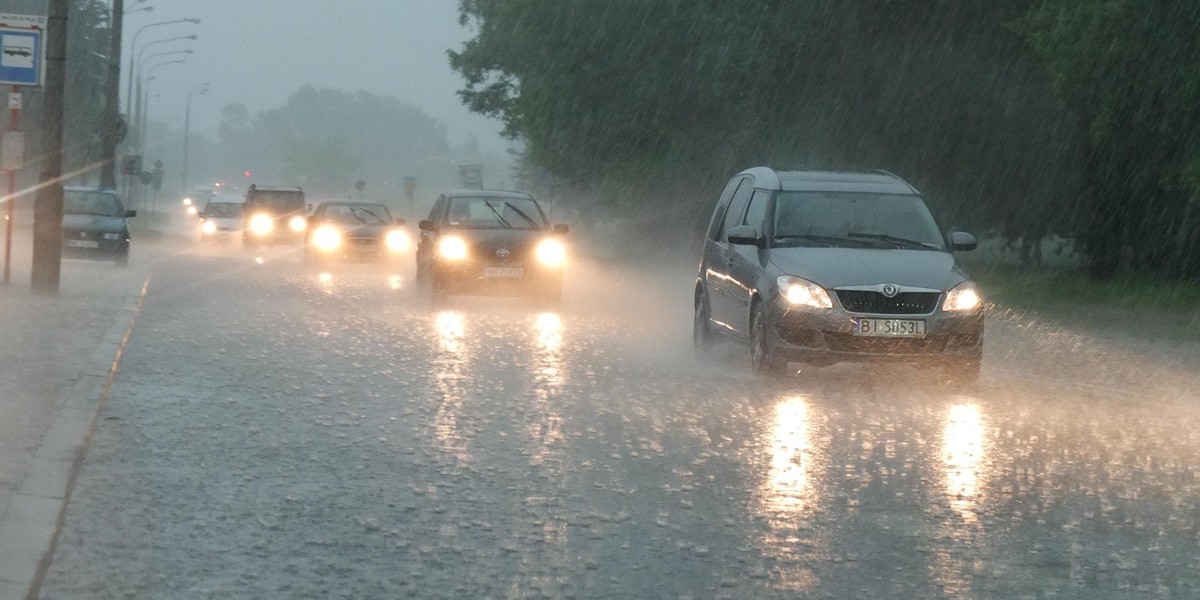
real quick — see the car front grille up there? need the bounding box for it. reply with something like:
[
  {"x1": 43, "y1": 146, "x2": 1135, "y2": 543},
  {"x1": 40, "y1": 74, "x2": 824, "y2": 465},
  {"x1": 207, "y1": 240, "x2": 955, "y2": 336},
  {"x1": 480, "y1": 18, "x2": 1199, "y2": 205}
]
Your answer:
[{"x1": 835, "y1": 290, "x2": 940, "y2": 315}]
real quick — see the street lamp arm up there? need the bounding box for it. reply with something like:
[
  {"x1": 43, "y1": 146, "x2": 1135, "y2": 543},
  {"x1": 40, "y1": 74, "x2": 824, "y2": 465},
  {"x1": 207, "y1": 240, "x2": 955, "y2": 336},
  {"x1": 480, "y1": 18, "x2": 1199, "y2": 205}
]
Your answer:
[{"x1": 125, "y1": 18, "x2": 200, "y2": 117}]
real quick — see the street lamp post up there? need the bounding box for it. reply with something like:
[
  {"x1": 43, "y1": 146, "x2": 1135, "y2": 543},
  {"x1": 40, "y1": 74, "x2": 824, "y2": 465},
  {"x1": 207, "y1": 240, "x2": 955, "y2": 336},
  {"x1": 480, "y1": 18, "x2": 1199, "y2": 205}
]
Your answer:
[
  {"x1": 133, "y1": 49, "x2": 192, "y2": 153},
  {"x1": 98, "y1": 0, "x2": 124, "y2": 190},
  {"x1": 133, "y1": 59, "x2": 186, "y2": 209},
  {"x1": 125, "y1": 18, "x2": 200, "y2": 119},
  {"x1": 183, "y1": 83, "x2": 210, "y2": 195}
]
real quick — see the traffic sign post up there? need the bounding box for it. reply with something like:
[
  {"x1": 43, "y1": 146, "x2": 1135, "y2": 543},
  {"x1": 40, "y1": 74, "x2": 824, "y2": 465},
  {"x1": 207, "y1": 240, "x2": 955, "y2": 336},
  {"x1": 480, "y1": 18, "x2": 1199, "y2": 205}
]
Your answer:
[{"x1": 2, "y1": 87, "x2": 21, "y2": 285}]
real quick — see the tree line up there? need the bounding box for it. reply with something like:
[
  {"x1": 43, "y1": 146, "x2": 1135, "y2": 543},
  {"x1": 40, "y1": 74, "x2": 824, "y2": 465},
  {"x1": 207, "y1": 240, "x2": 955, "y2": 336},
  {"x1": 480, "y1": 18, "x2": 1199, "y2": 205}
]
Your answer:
[{"x1": 450, "y1": 0, "x2": 1200, "y2": 278}]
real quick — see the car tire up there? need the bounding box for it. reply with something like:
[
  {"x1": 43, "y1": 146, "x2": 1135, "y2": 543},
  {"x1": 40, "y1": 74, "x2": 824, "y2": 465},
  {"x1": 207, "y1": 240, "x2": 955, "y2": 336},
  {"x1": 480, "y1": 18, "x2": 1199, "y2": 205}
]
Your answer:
[
  {"x1": 693, "y1": 289, "x2": 715, "y2": 353},
  {"x1": 750, "y1": 304, "x2": 788, "y2": 377}
]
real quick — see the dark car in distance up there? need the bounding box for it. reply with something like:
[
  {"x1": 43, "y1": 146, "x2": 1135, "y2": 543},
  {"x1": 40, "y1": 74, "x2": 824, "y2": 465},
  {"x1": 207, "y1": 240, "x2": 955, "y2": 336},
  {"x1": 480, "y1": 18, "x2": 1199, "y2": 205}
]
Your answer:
[
  {"x1": 694, "y1": 168, "x2": 984, "y2": 381},
  {"x1": 304, "y1": 201, "x2": 409, "y2": 264},
  {"x1": 242, "y1": 185, "x2": 308, "y2": 247},
  {"x1": 416, "y1": 190, "x2": 568, "y2": 301},
  {"x1": 61, "y1": 186, "x2": 135, "y2": 266}
]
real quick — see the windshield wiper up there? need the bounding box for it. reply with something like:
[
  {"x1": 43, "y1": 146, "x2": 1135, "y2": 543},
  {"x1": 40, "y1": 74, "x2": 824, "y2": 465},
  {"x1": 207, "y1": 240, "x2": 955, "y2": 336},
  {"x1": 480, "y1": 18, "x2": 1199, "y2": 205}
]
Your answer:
[
  {"x1": 350, "y1": 206, "x2": 384, "y2": 224},
  {"x1": 846, "y1": 232, "x2": 940, "y2": 250},
  {"x1": 774, "y1": 233, "x2": 863, "y2": 247},
  {"x1": 503, "y1": 202, "x2": 540, "y2": 228},
  {"x1": 483, "y1": 202, "x2": 513, "y2": 229}
]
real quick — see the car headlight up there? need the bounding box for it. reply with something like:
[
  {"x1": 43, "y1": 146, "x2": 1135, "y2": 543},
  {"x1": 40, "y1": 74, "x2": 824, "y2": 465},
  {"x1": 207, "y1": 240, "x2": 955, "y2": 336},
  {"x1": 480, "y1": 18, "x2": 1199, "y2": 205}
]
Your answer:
[
  {"x1": 289, "y1": 215, "x2": 308, "y2": 232},
  {"x1": 102, "y1": 232, "x2": 121, "y2": 240},
  {"x1": 182, "y1": 197, "x2": 192, "y2": 206},
  {"x1": 438, "y1": 236, "x2": 468, "y2": 260},
  {"x1": 942, "y1": 282, "x2": 982, "y2": 312},
  {"x1": 535, "y1": 238, "x2": 566, "y2": 267},
  {"x1": 249, "y1": 213, "x2": 274, "y2": 236},
  {"x1": 201, "y1": 220, "x2": 217, "y2": 235},
  {"x1": 777, "y1": 276, "x2": 833, "y2": 309},
  {"x1": 312, "y1": 225, "x2": 342, "y2": 252},
  {"x1": 186, "y1": 205, "x2": 198, "y2": 216},
  {"x1": 385, "y1": 229, "x2": 409, "y2": 253}
]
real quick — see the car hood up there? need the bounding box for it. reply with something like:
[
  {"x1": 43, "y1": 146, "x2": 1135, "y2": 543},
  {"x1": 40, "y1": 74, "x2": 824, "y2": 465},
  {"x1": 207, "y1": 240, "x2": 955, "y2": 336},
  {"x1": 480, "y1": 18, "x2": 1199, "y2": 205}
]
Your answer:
[
  {"x1": 63, "y1": 214, "x2": 125, "y2": 232},
  {"x1": 206, "y1": 217, "x2": 242, "y2": 228},
  {"x1": 323, "y1": 223, "x2": 393, "y2": 238},
  {"x1": 768, "y1": 247, "x2": 969, "y2": 291},
  {"x1": 454, "y1": 228, "x2": 544, "y2": 246}
]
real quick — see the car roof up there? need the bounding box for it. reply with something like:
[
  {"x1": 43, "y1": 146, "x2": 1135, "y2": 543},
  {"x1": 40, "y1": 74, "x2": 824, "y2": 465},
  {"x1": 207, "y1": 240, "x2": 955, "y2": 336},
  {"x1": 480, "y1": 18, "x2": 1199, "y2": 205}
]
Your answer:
[
  {"x1": 739, "y1": 167, "x2": 920, "y2": 195},
  {"x1": 443, "y1": 188, "x2": 535, "y2": 200},
  {"x1": 208, "y1": 195, "x2": 244, "y2": 203},
  {"x1": 316, "y1": 201, "x2": 389, "y2": 208},
  {"x1": 247, "y1": 185, "x2": 303, "y2": 192}
]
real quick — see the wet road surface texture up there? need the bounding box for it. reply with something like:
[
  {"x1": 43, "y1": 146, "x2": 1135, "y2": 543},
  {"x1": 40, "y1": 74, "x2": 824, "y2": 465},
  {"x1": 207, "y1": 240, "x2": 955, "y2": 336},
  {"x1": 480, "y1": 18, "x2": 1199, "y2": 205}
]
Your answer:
[{"x1": 39, "y1": 237, "x2": 1200, "y2": 599}]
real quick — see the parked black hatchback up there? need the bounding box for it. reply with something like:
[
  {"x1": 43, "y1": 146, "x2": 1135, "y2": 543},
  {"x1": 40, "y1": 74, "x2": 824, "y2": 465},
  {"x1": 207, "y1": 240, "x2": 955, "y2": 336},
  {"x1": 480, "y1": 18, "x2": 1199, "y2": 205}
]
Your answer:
[
  {"x1": 694, "y1": 168, "x2": 984, "y2": 381},
  {"x1": 416, "y1": 190, "x2": 568, "y2": 301},
  {"x1": 62, "y1": 186, "x2": 135, "y2": 266}
]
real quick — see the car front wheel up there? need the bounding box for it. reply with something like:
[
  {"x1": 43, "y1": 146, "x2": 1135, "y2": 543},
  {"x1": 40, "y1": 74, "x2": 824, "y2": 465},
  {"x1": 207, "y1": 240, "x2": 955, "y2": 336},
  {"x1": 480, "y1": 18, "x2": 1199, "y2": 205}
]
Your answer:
[{"x1": 751, "y1": 304, "x2": 788, "y2": 377}]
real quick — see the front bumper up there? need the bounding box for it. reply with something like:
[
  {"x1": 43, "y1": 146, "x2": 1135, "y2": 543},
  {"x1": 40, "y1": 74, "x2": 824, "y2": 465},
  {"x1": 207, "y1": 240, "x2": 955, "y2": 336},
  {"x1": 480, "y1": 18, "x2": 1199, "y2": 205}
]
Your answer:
[
  {"x1": 62, "y1": 238, "x2": 128, "y2": 261},
  {"x1": 309, "y1": 238, "x2": 403, "y2": 263},
  {"x1": 432, "y1": 260, "x2": 563, "y2": 296},
  {"x1": 768, "y1": 298, "x2": 983, "y2": 364}
]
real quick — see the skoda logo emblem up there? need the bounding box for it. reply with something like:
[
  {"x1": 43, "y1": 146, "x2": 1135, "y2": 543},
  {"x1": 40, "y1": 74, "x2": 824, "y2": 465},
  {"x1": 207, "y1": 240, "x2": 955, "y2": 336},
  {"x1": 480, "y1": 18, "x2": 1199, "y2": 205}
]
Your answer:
[
  {"x1": 881, "y1": 284, "x2": 899, "y2": 298},
  {"x1": 496, "y1": 248, "x2": 510, "y2": 258}
]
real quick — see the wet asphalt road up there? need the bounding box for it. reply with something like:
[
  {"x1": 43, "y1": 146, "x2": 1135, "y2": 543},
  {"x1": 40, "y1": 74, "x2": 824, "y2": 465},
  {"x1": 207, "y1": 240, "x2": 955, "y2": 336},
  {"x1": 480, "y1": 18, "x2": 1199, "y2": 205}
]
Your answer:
[{"x1": 39, "y1": 236, "x2": 1200, "y2": 599}]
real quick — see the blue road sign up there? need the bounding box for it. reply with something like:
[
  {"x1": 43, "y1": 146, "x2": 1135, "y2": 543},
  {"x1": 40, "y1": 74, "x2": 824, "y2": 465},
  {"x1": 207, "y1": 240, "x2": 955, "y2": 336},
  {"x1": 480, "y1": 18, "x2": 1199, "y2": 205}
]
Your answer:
[{"x1": 0, "y1": 26, "x2": 43, "y2": 87}]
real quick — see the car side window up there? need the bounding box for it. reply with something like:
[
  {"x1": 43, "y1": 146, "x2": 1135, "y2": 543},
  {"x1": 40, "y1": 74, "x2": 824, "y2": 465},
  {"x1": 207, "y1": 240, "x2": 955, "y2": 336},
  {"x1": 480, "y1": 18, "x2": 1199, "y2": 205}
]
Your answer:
[
  {"x1": 720, "y1": 179, "x2": 754, "y2": 242},
  {"x1": 707, "y1": 177, "x2": 744, "y2": 241},
  {"x1": 430, "y1": 196, "x2": 446, "y2": 222},
  {"x1": 743, "y1": 189, "x2": 771, "y2": 235}
]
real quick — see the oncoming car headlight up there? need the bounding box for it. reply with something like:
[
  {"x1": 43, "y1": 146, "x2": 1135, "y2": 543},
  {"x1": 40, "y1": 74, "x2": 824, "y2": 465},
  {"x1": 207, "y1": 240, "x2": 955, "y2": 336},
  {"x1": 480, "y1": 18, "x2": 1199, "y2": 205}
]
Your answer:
[
  {"x1": 942, "y1": 282, "x2": 982, "y2": 312},
  {"x1": 289, "y1": 215, "x2": 308, "y2": 233},
  {"x1": 312, "y1": 225, "x2": 342, "y2": 252},
  {"x1": 535, "y1": 238, "x2": 566, "y2": 267},
  {"x1": 438, "y1": 236, "x2": 468, "y2": 260},
  {"x1": 777, "y1": 276, "x2": 833, "y2": 309},
  {"x1": 201, "y1": 220, "x2": 217, "y2": 235},
  {"x1": 385, "y1": 229, "x2": 409, "y2": 253},
  {"x1": 186, "y1": 205, "x2": 198, "y2": 216},
  {"x1": 248, "y1": 213, "x2": 274, "y2": 236}
]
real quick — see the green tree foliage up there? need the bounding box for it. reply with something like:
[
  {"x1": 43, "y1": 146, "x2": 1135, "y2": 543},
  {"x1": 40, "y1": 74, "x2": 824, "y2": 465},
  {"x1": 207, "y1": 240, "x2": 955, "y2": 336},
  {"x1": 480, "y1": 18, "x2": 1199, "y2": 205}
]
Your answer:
[
  {"x1": 216, "y1": 86, "x2": 451, "y2": 194},
  {"x1": 1022, "y1": 1, "x2": 1200, "y2": 278},
  {"x1": 451, "y1": 0, "x2": 1200, "y2": 278}
]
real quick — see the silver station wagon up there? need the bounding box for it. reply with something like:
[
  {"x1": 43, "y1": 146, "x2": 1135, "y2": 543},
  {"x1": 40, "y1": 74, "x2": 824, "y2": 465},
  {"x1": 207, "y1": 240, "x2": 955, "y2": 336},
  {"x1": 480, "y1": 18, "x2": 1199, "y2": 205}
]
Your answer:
[{"x1": 693, "y1": 167, "x2": 984, "y2": 380}]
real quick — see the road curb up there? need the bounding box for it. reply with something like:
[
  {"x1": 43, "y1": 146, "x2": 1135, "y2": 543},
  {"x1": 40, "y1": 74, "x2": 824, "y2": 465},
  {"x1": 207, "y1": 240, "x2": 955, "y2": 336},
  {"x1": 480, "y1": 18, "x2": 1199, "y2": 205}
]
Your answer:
[{"x1": 0, "y1": 277, "x2": 150, "y2": 600}]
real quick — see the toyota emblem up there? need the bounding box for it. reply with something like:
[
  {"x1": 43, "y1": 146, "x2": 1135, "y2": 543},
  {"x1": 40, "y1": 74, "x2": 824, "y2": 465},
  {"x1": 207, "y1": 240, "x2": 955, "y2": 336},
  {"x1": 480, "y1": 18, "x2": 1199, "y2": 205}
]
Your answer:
[
  {"x1": 496, "y1": 248, "x2": 510, "y2": 258},
  {"x1": 881, "y1": 284, "x2": 899, "y2": 298}
]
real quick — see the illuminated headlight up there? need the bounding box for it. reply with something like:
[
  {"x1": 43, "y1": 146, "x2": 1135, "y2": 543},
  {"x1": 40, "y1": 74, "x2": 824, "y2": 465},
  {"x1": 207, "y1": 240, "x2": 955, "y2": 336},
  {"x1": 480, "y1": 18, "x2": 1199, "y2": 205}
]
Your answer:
[
  {"x1": 249, "y1": 213, "x2": 274, "y2": 236},
  {"x1": 186, "y1": 205, "x2": 198, "y2": 216},
  {"x1": 535, "y1": 238, "x2": 566, "y2": 267},
  {"x1": 182, "y1": 197, "x2": 192, "y2": 206},
  {"x1": 200, "y1": 220, "x2": 217, "y2": 235},
  {"x1": 777, "y1": 276, "x2": 833, "y2": 309},
  {"x1": 385, "y1": 229, "x2": 409, "y2": 253},
  {"x1": 102, "y1": 232, "x2": 121, "y2": 240},
  {"x1": 438, "y1": 236, "x2": 468, "y2": 260},
  {"x1": 942, "y1": 282, "x2": 982, "y2": 312},
  {"x1": 312, "y1": 225, "x2": 342, "y2": 252},
  {"x1": 289, "y1": 215, "x2": 308, "y2": 232}
]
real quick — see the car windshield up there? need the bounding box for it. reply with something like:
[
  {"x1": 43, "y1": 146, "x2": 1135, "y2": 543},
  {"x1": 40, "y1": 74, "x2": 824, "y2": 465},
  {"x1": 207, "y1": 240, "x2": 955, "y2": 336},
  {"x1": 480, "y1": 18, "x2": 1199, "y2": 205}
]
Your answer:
[
  {"x1": 773, "y1": 192, "x2": 946, "y2": 250},
  {"x1": 203, "y1": 203, "x2": 244, "y2": 218},
  {"x1": 320, "y1": 204, "x2": 392, "y2": 225},
  {"x1": 64, "y1": 190, "x2": 123, "y2": 217},
  {"x1": 444, "y1": 196, "x2": 547, "y2": 229},
  {"x1": 248, "y1": 191, "x2": 304, "y2": 212}
]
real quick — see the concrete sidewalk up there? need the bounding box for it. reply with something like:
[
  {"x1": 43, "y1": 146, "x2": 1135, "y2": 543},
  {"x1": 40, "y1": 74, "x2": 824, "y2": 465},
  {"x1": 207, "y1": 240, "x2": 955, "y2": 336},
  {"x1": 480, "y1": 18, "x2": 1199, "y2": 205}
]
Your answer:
[{"x1": 0, "y1": 220, "x2": 148, "y2": 599}]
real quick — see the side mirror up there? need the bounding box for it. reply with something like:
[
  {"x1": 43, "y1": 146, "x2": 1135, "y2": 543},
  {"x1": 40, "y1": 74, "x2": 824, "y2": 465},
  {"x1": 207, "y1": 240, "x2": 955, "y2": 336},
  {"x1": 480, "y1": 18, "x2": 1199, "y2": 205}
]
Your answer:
[
  {"x1": 418, "y1": 219, "x2": 436, "y2": 232},
  {"x1": 125, "y1": 210, "x2": 137, "y2": 218},
  {"x1": 394, "y1": 217, "x2": 406, "y2": 226},
  {"x1": 949, "y1": 231, "x2": 977, "y2": 251},
  {"x1": 726, "y1": 225, "x2": 762, "y2": 247},
  {"x1": 552, "y1": 224, "x2": 569, "y2": 235}
]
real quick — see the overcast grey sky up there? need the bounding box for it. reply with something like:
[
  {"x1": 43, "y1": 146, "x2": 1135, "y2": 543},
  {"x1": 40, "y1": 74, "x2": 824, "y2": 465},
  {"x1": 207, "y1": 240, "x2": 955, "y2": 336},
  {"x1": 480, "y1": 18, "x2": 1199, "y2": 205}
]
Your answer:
[{"x1": 123, "y1": 0, "x2": 508, "y2": 154}]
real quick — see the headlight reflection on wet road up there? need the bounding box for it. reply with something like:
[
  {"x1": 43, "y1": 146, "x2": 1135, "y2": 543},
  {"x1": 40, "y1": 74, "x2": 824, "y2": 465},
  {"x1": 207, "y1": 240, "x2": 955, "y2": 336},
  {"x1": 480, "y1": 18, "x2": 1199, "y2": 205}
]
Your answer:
[
  {"x1": 432, "y1": 310, "x2": 470, "y2": 462},
  {"x1": 756, "y1": 395, "x2": 822, "y2": 593},
  {"x1": 943, "y1": 402, "x2": 985, "y2": 516}
]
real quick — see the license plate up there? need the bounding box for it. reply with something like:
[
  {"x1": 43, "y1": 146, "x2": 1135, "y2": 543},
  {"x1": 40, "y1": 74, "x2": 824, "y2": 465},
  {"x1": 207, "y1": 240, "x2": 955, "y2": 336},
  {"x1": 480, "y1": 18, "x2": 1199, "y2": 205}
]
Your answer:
[
  {"x1": 66, "y1": 240, "x2": 99, "y2": 248},
  {"x1": 855, "y1": 318, "x2": 926, "y2": 337},
  {"x1": 482, "y1": 267, "x2": 523, "y2": 278}
]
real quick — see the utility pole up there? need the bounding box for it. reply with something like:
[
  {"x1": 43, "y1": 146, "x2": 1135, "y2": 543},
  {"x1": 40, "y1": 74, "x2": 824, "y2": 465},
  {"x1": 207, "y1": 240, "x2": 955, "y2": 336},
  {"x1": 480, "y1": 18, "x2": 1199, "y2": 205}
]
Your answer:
[
  {"x1": 98, "y1": 0, "x2": 124, "y2": 189},
  {"x1": 31, "y1": 0, "x2": 67, "y2": 294}
]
